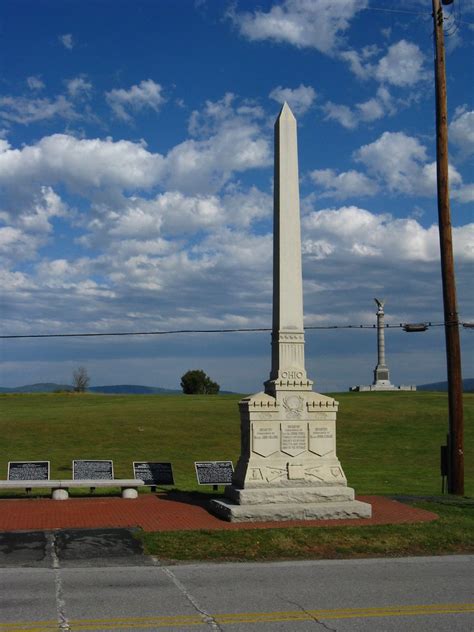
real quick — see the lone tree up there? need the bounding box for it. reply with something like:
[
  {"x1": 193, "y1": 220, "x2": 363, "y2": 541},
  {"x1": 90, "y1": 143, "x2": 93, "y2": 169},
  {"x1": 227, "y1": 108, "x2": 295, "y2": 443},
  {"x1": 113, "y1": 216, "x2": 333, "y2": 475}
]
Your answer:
[
  {"x1": 72, "y1": 366, "x2": 90, "y2": 392},
  {"x1": 180, "y1": 369, "x2": 220, "y2": 395}
]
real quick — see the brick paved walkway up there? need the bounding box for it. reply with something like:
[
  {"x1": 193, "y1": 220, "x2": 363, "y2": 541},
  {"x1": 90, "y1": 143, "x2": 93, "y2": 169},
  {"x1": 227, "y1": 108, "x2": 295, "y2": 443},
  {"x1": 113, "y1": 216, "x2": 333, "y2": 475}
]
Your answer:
[{"x1": 0, "y1": 493, "x2": 437, "y2": 532}]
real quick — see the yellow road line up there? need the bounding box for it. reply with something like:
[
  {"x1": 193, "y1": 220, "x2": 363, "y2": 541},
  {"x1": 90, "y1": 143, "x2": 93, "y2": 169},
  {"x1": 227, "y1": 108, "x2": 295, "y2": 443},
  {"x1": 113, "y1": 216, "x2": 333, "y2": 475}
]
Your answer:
[{"x1": 1, "y1": 603, "x2": 473, "y2": 631}]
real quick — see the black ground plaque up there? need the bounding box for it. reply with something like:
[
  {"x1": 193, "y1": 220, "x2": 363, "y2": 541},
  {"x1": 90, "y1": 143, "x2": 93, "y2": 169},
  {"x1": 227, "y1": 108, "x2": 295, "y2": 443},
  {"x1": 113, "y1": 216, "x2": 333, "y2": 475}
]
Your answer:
[
  {"x1": 73, "y1": 460, "x2": 114, "y2": 480},
  {"x1": 194, "y1": 461, "x2": 233, "y2": 486},
  {"x1": 133, "y1": 462, "x2": 174, "y2": 486},
  {"x1": 8, "y1": 461, "x2": 50, "y2": 481}
]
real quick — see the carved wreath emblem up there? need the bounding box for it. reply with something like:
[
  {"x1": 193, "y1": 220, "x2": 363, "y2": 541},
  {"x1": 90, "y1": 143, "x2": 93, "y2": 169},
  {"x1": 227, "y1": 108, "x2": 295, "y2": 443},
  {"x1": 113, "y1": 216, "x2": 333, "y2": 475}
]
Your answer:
[{"x1": 283, "y1": 395, "x2": 304, "y2": 419}]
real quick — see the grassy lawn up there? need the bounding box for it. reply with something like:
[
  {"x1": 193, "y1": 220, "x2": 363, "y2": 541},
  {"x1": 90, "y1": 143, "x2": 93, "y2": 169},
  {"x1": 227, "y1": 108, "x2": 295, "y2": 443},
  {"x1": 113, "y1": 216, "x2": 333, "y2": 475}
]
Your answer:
[
  {"x1": 1, "y1": 391, "x2": 472, "y2": 495},
  {"x1": 139, "y1": 499, "x2": 474, "y2": 562},
  {"x1": 1, "y1": 391, "x2": 472, "y2": 561},
  {"x1": 0, "y1": 392, "x2": 242, "y2": 485}
]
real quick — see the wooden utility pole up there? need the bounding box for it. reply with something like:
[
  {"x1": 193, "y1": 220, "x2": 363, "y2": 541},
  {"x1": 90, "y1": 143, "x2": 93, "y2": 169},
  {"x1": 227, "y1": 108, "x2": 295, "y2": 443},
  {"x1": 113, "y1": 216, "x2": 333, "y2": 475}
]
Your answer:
[{"x1": 432, "y1": 0, "x2": 464, "y2": 495}]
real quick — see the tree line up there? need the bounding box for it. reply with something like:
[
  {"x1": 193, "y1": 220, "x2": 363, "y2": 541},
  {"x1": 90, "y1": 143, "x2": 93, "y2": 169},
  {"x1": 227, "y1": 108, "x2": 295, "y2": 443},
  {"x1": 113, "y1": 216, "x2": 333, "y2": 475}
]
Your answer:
[{"x1": 71, "y1": 367, "x2": 220, "y2": 394}]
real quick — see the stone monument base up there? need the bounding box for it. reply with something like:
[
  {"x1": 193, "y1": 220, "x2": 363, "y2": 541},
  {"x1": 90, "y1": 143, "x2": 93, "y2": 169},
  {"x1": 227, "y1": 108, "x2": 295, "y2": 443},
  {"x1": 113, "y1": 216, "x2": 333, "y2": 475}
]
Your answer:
[
  {"x1": 210, "y1": 485, "x2": 371, "y2": 522},
  {"x1": 210, "y1": 388, "x2": 372, "y2": 523}
]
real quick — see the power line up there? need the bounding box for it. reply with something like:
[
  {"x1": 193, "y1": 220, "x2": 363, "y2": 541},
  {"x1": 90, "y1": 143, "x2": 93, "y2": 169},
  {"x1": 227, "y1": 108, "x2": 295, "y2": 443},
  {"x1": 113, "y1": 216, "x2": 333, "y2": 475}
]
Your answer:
[
  {"x1": 361, "y1": 3, "x2": 473, "y2": 26},
  {"x1": 2, "y1": 321, "x2": 472, "y2": 340},
  {"x1": 363, "y1": 6, "x2": 430, "y2": 16}
]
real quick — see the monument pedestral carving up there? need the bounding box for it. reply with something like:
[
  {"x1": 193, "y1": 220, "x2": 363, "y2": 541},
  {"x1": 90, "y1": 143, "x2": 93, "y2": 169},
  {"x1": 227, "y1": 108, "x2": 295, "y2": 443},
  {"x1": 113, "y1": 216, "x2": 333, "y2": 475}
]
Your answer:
[{"x1": 211, "y1": 104, "x2": 371, "y2": 522}]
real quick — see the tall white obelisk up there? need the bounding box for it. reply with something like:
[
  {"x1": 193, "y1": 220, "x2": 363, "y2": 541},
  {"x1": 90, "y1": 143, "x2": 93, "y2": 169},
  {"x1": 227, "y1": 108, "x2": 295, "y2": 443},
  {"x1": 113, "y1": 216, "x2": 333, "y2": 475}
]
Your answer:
[
  {"x1": 266, "y1": 103, "x2": 312, "y2": 395},
  {"x1": 211, "y1": 104, "x2": 371, "y2": 522}
]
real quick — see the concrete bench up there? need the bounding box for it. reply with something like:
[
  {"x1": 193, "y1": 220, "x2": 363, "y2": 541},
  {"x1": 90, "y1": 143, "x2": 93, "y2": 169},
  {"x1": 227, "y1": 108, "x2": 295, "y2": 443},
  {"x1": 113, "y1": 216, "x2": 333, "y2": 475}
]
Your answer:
[{"x1": 0, "y1": 479, "x2": 145, "y2": 500}]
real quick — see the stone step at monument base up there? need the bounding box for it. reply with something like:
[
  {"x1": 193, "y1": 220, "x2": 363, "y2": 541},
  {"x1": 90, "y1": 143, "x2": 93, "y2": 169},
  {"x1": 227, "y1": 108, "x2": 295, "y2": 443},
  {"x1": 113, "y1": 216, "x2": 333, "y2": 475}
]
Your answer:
[
  {"x1": 225, "y1": 485, "x2": 355, "y2": 505},
  {"x1": 210, "y1": 497, "x2": 372, "y2": 523}
]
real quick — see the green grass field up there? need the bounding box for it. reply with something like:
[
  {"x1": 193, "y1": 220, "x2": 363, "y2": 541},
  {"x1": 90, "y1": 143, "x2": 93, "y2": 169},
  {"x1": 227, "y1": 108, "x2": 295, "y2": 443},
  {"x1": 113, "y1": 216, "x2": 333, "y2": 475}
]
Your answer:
[
  {"x1": 1, "y1": 391, "x2": 473, "y2": 561},
  {"x1": 1, "y1": 391, "x2": 472, "y2": 496}
]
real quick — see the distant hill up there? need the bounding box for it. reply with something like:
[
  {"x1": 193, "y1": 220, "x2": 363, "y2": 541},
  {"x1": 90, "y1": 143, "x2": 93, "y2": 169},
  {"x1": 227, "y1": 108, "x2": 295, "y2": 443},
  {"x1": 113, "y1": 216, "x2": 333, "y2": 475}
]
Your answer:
[
  {"x1": 2, "y1": 381, "x2": 472, "y2": 395},
  {"x1": 418, "y1": 378, "x2": 474, "y2": 392},
  {"x1": 0, "y1": 382, "x2": 180, "y2": 394},
  {"x1": 89, "y1": 384, "x2": 180, "y2": 395},
  {"x1": 0, "y1": 382, "x2": 73, "y2": 393}
]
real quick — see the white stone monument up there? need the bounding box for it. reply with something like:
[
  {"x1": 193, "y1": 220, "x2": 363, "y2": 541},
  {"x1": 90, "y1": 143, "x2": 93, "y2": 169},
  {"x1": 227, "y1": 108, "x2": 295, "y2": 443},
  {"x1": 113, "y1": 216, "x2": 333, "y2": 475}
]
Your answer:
[
  {"x1": 350, "y1": 299, "x2": 416, "y2": 392},
  {"x1": 211, "y1": 104, "x2": 372, "y2": 522}
]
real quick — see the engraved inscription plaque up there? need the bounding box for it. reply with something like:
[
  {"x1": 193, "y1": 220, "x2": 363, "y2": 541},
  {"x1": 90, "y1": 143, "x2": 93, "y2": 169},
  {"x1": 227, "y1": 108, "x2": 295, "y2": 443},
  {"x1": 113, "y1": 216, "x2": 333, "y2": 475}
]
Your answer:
[
  {"x1": 308, "y1": 422, "x2": 335, "y2": 457},
  {"x1": 252, "y1": 423, "x2": 280, "y2": 457},
  {"x1": 195, "y1": 461, "x2": 233, "y2": 485},
  {"x1": 281, "y1": 423, "x2": 307, "y2": 457},
  {"x1": 73, "y1": 460, "x2": 114, "y2": 480},
  {"x1": 133, "y1": 462, "x2": 174, "y2": 486},
  {"x1": 8, "y1": 461, "x2": 50, "y2": 481}
]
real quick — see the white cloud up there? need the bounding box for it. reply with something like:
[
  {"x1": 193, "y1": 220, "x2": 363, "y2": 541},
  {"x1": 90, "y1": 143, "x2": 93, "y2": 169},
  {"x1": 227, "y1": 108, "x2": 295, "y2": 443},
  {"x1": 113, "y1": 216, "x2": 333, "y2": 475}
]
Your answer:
[
  {"x1": 0, "y1": 77, "x2": 96, "y2": 127},
  {"x1": 1, "y1": 177, "x2": 274, "y2": 339},
  {"x1": 26, "y1": 76, "x2": 45, "y2": 91},
  {"x1": 77, "y1": 185, "x2": 271, "y2": 261},
  {"x1": 323, "y1": 87, "x2": 394, "y2": 129},
  {"x1": 0, "y1": 134, "x2": 164, "y2": 202},
  {"x1": 322, "y1": 102, "x2": 357, "y2": 129},
  {"x1": 111, "y1": 192, "x2": 222, "y2": 239},
  {"x1": 453, "y1": 184, "x2": 474, "y2": 203},
  {"x1": 231, "y1": 0, "x2": 368, "y2": 54},
  {"x1": 0, "y1": 226, "x2": 31, "y2": 259},
  {"x1": 338, "y1": 46, "x2": 376, "y2": 80},
  {"x1": 59, "y1": 34, "x2": 74, "y2": 50},
  {"x1": 105, "y1": 79, "x2": 165, "y2": 122},
  {"x1": 221, "y1": 186, "x2": 271, "y2": 228},
  {"x1": 341, "y1": 40, "x2": 425, "y2": 88},
  {"x1": 99, "y1": 186, "x2": 270, "y2": 244},
  {"x1": 374, "y1": 40, "x2": 425, "y2": 87},
  {"x1": 66, "y1": 76, "x2": 93, "y2": 99},
  {"x1": 0, "y1": 95, "x2": 79, "y2": 125},
  {"x1": 312, "y1": 131, "x2": 470, "y2": 201},
  {"x1": 0, "y1": 95, "x2": 270, "y2": 217},
  {"x1": 302, "y1": 206, "x2": 474, "y2": 263},
  {"x1": 0, "y1": 95, "x2": 272, "y2": 277},
  {"x1": 354, "y1": 131, "x2": 465, "y2": 197},
  {"x1": 269, "y1": 84, "x2": 316, "y2": 115},
  {"x1": 0, "y1": 186, "x2": 68, "y2": 263},
  {"x1": 356, "y1": 131, "x2": 427, "y2": 193},
  {"x1": 164, "y1": 94, "x2": 271, "y2": 193},
  {"x1": 356, "y1": 97, "x2": 384, "y2": 122},
  {"x1": 165, "y1": 130, "x2": 269, "y2": 194},
  {"x1": 188, "y1": 93, "x2": 265, "y2": 137},
  {"x1": 449, "y1": 107, "x2": 474, "y2": 160},
  {"x1": 323, "y1": 41, "x2": 425, "y2": 130},
  {"x1": 310, "y1": 168, "x2": 379, "y2": 199}
]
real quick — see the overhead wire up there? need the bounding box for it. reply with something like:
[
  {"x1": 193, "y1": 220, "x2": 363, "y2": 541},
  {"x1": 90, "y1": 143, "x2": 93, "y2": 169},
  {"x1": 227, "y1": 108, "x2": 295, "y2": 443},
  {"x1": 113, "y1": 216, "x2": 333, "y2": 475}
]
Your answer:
[
  {"x1": 361, "y1": 2, "x2": 473, "y2": 26},
  {"x1": 1, "y1": 321, "x2": 472, "y2": 339},
  {"x1": 362, "y1": 6, "x2": 431, "y2": 17}
]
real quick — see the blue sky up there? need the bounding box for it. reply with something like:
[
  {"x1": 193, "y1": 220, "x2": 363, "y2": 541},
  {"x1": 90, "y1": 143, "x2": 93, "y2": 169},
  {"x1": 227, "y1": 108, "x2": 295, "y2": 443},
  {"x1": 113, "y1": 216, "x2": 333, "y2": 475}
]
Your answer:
[{"x1": 1, "y1": 0, "x2": 473, "y2": 392}]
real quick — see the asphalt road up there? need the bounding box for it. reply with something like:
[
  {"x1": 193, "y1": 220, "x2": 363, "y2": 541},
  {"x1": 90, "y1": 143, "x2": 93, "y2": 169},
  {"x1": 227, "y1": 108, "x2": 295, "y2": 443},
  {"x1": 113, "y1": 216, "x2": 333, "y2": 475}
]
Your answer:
[{"x1": 0, "y1": 529, "x2": 473, "y2": 631}]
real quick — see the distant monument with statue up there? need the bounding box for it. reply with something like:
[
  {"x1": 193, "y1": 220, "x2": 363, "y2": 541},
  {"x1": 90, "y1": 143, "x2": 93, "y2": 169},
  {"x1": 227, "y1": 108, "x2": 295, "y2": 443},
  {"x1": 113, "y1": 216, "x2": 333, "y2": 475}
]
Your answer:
[
  {"x1": 350, "y1": 299, "x2": 416, "y2": 392},
  {"x1": 211, "y1": 104, "x2": 371, "y2": 522}
]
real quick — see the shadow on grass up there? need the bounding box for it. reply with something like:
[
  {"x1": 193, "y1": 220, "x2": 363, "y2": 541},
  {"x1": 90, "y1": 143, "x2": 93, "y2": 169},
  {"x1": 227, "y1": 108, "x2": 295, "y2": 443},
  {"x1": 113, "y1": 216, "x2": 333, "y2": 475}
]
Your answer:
[{"x1": 391, "y1": 494, "x2": 474, "y2": 507}]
